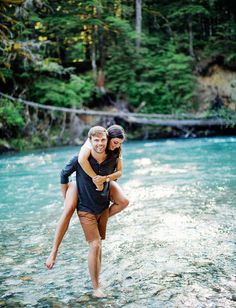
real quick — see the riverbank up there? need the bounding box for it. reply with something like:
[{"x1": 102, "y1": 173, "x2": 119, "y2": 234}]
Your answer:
[
  {"x1": 1, "y1": 92, "x2": 236, "y2": 154},
  {"x1": 1, "y1": 120, "x2": 236, "y2": 155}
]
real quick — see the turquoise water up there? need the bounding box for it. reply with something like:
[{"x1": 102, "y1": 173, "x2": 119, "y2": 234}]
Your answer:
[{"x1": 0, "y1": 138, "x2": 236, "y2": 307}]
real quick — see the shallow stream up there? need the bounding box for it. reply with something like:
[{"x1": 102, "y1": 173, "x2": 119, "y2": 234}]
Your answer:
[{"x1": 0, "y1": 137, "x2": 236, "y2": 307}]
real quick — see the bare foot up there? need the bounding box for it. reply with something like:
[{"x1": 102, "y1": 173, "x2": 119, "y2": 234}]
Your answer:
[
  {"x1": 45, "y1": 251, "x2": 57, "y2": 270},
  {"x1": 93, "y1": 288, "x2": 106, "y2": 298}
]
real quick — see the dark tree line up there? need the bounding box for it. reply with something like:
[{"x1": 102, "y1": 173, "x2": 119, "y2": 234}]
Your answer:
[{"x1": 0, "y1": 0, "x2": 236, "y2": 149}]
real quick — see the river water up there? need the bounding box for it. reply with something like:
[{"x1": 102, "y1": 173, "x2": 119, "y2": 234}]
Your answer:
[{"x1": 0, "y1": 137, "x2": 236, "y2": 307}]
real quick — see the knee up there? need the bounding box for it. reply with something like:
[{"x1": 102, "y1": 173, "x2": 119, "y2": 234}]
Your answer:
[
  {"x1": 89, "y1": 239, "x2": 101, "y2": 252},
  {"x1": 120, "y1": 197, "x2": 129, "y2": 209},
  {"x1": 63, "y1": 203, "x2": 75, "y2": 218}
]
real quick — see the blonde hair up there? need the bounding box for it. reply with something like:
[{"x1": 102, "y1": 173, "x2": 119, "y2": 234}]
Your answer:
[{"x1": 88, "y1": 126, "x2": 108, "y2": 139}]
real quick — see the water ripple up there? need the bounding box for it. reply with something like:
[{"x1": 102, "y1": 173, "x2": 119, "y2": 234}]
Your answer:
[{"x1": 0, "y1": 138, "x2": 236, "y2": 307}]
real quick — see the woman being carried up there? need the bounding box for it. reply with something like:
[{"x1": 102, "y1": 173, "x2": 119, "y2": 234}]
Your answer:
[{"x1": 46, "y1": 125, "x2": 129, "y2": 269}]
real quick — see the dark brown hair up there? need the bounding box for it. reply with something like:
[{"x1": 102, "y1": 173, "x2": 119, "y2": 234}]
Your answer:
[
  {"x1": 107, "y1": 125, "x2": 125, "y2": 140},
  {"x1": 106, "y1": 125, "x2": 125, "y2": 157}
]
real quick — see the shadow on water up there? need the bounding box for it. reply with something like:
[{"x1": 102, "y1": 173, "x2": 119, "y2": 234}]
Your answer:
[{"x1": 0, "y1": 138, "x2": 236, "y2": 307}]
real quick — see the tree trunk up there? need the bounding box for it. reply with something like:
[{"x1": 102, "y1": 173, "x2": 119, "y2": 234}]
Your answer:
[
  {"x1": 188, "y1": 16, "x2": 195, "y2": 58},
  {"x1": 96, "y1": 2, "x2": 105, "y2": 69},
  {"x1": 95, "y1": 1, "x2": 106, "y2": 93},
  {"x1": 91, "y1": 28, "x2": 97, "y2": 82},
  {"x1": 136, "y1": 0, "x2": 142, "y2": 49}
]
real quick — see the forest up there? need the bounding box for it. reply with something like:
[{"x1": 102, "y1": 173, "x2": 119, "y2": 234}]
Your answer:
[{"x1": 1, "y1": 0, "x2": 236, "y2": 151}]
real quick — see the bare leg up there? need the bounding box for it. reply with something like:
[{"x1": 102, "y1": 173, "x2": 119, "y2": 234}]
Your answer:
[
  {"x1": 88, "y1": 239, "x2": 105, "y2": 297},
  {"x1": 97, "y1": 245, "x2": 102, "y2": 288},
  {"x1": 46, "y1": 182, "x2": 78, "y2": 269},
  {"x1": 109, "y1": 181, "x2": 129, "y2": 218}
]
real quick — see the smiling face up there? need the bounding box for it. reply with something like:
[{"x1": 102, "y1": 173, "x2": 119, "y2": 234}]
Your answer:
[
  {"x1": 90, "y1": 132, "x2": 108, "y2": 154},
  {"x1": 108, "y1": 137, "x2": 124, "y2": 151}
]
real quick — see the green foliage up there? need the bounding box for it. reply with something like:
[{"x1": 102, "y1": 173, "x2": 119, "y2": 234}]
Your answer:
[
  {"x1": 0, "y1": 66, "x2": 13, "y2": 83},
  {"x1": 217, "y1": 108, "x2": 236, "y2": 123},
  {"x1": 105, "y1": 42, "x2": 136, "y2": 100},
  {"x1": 106, "y1": 16, "x2": 135, "y2": 39},
  {"x1": 169, "y1": 4, "x2": 209, "y2": 19},
  {"x1": 106, "y1": 41, "x2": 195, "y2": 113},
  {"x1": 1, "y1": 0, "x2": 236, "y2": 150},
  {"x1": 202, "y1": 19, "x2": 236, "y2": 63},
  {"x1": 205, "y1": 107, "x2": 236, "y2": 127},
  {"x1": 35, "y1": 59, "x2": 72, "y2": 75},
  {"x1": 31, "y1": 135, "x2": 43, "y2": 147},
  {"x1": 10, "y1": 138, "x2": 28, "y2": 151},
  {"x1": 0, "y1": 0, "x2": 23, "y2": 82},
  {"x1": 30, "y1": 74, "x2": 94, "y2": 107},
  {"x1": 0, "y1": 98, "x2": 25, "y2": 128},
  {"x1": 11, "y1": 136, "x2": 43, "y2": 151}
]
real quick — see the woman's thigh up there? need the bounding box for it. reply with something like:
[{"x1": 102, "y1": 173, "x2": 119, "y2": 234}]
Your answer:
[{"x1": 64, "y1": 182, "x2": 78, "y2": 211}]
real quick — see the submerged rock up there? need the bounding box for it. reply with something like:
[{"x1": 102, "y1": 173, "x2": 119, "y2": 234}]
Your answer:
[
  {"x1": 19, "y1": 276, "x2": 33, "y2": 281},
  {"x1": 192, "y1": 260, "x2": 213, "y2": 268},
  {"x1": 231, "y1": 294, "x2": 236, "y2": 301}
]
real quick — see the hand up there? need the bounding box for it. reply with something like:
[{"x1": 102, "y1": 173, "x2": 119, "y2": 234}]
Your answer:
[
  {"x1": 92, "y1": 175, "x2": 106, "y2": 186},
  {"x1": 95, "y1": 184, "x2": 104, "y2": 191}
]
